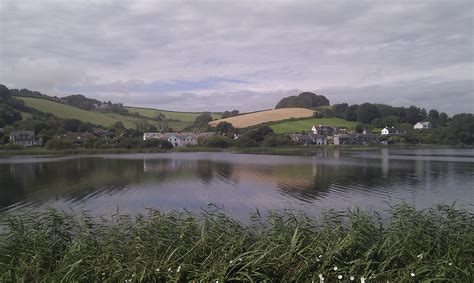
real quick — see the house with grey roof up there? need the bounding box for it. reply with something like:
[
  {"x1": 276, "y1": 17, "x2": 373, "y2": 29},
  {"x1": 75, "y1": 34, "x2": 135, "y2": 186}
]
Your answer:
[{"x1": 9, "y1": 131, "x2": 42, "y2": 147}]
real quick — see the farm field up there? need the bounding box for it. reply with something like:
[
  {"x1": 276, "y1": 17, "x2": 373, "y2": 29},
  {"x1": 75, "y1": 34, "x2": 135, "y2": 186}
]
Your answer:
[
  {"x1": 18, "y1": 97, "x2": 178, "y2": 129},
  {"x1": 270, "y1": 117, "x2": 358, "y2": 133},
  {"x1": 209, "y1": 108, "x2": 314, "y2": 128},
  {"x1": 127, "y1": 107, "x2": 221, "y2": 122}
]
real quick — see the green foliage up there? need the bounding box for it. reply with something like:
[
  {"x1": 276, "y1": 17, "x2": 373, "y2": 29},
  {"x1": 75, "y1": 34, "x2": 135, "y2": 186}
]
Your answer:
[
  {"x1": 45, "y1": 138, "x2": 75, "y2": 150},
  {"x1": 448, "y1": 113, "x2": 474, "y2": 144},
  {"x1": 199, "y1": 136, "x2": 232, "y2": 148},
  {"x1": 194, "y1": 112, "x2": 213, "y2": 127},
  {"x1": 262, "y1": 135, "x2": 295, "y2": 147},
  {"x1": 0, "y1": 205, "x2": 471, "y2": 282},
  {"x1": 232, "y1": 136, "x2": 257, "y2": 148},
  {"x1": 275, "y1": 92, "x2": 330, "y2": 109},
  {"x1": 215, "y1": 121, "x2": 235, "y2": 136},
  {"x1": 356, "y1": 103, "x2": 380, "y2": 124}
]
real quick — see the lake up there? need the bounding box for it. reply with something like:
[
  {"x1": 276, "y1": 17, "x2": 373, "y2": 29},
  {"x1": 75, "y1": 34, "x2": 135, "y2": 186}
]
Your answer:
[{"x1": 1, "y1": 148, "x2": 473, "y2": 220}]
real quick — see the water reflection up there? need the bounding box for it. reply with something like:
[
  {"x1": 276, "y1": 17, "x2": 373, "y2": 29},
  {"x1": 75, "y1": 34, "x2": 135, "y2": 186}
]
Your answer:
[{"x1": 0, "y1": 150, "x2": 473, "y2": 217}]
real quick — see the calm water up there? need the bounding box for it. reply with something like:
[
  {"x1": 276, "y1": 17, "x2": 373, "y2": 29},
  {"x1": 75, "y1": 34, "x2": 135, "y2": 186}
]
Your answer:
[{"x1": 0, "y1": 149, "x2": 473, "y2": 219}]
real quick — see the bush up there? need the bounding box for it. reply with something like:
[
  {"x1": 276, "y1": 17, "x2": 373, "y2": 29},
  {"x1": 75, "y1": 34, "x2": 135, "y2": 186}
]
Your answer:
[
  {"x1": 45, "y1": 138, "x2": 75, "y2": 150},
  {"x1": 232, "y1": 136, "x2": 257, "y2": 148},
  {"x1": 262, "y1": 135, "x2": 295, "y2": 147},
  {"x1": 0, "y1": 144, "x2": 25, "y2": 150},
  {"x1": 200, "y1": 136, "x2": 232, "y2": 148}
]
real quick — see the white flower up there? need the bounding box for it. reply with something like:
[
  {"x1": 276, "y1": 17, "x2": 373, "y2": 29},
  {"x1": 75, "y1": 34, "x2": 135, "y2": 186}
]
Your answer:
[
  {"x1": 448, "y1": 262, "x2": 453, "y2": 266},
  {"x1": 360, "y1": 277, "x2": 366, "y2": 283},
  {"x1": 319, "y1": 255, "x2": 323, "y2": 258},
  {"x1": 316, "y1": 258, "x2": 320, "y2": 262},
  {"x1": 156, "y1": 268, "x2": 160, "y2": 272},
  {"x1": 132, "y1": 274, "x2": 135, "y2": 278},
  {"x1": 318, "y1": 274, "x2": 323, "y2": 279},
  {"x1": 177, "y1": 265, "x2": 181, "y2": 272},
  {"x1": 229, "y1": 260, "x2": 233, "y2": 264},
  {"x1": 333, "y1": 266, "x2": 338, "y2": 271},
  {"x1": 411, "y1": 272, "x2": 415, "y2": 277},
  {"x1": 350, "y1": 276, "x2": 355, "y2": 281},
  {"x1": 101, "y1": 272, "x2": 105, "y2": 276},
  {"x1": 239, "y1": 258, "x2": 242, "y2": 261},
  {"x1": 338, "y1": 275, "x2": 343, "y2": 279},
  {"x1": 168, "y1": 268, "x2": 172, "y2": 272},
  {"x1": 417, "y1": 254, "x2": 423, "y2": 260}
]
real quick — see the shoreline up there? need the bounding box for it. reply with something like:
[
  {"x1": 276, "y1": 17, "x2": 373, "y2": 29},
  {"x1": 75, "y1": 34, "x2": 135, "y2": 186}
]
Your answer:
[{"x1": 0, "y1": 144, "x2": 471, "y2": 157}]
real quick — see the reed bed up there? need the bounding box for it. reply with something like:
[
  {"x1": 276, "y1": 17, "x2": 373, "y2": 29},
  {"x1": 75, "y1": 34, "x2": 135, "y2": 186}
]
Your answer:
[{"x1": 0, "y1": 204, "x2": 472, "y2": 282}]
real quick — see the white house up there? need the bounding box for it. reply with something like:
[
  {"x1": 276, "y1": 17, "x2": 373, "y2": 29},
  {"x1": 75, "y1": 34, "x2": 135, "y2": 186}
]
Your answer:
[
  {"x1": 143, "y1": 132, "x2": 213, "y2": 147},
  {"x1": 414, "y1": 122, "x2": 432, "y2": 130},
  {"x1": 381, "y1": 127, "x2": 406, "y2": 135}
]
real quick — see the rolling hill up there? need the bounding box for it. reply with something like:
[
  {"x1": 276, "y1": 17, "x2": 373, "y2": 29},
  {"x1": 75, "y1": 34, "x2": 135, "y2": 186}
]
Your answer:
[
  {"x1": 208, "y1": 108, "x2": 315, "y2": 128},
  {"x1": 17, "y1": 97, "x2": 186, "y2": 129},
  {"x1": 126, "y1": 107, "x2": 221, "y2": 122}
]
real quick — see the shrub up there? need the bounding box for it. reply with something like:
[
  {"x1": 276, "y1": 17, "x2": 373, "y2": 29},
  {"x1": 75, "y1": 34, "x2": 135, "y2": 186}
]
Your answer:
[
  {"x1": 200, "y1": 136, "x2": 232, "y2": 148},
  {"x1": 45, "y1": 138, "x2": 75, "y2": 150},
  {"x1": 232, "y1": 136, "x2": 257, "y2": 148}
]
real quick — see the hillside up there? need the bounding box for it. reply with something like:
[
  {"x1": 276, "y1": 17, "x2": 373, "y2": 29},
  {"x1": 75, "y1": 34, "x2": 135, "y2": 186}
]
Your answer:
[
  {"x1": 17, "y1": 97, "x2": 187, "y2": 129},
  {"x1": 270, "y1": 117, "x2": 359, "y2": 134},
  {"x1": 126, "y1": 107, "x2": 221, "y2": 122},
  {"x1": 208, "y1": 108, "x2": 314, "y2": 128}
]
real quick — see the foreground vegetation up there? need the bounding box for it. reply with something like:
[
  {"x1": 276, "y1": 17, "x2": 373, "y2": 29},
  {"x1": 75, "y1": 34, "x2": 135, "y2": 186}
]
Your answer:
[{"x1": 0, "y1": 204, "x2": 472, "y2": 281}]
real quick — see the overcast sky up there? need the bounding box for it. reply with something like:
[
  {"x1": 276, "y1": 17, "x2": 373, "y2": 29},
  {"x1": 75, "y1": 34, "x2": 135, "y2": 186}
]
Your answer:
[{"x1": 0, "y1": 0, "x2": 472, "y2": 114}]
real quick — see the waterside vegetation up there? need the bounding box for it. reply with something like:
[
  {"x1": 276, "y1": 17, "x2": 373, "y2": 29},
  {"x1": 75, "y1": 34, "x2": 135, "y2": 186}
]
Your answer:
[{"x1": 0, "y1": 204, "x2": 472, "y2": 281}]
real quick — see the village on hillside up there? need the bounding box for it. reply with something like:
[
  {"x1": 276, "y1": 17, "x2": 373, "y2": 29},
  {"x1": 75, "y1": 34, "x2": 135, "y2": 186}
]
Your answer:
[{"x1": 4, "y1": 122, "x2": 432, "y2": 148}]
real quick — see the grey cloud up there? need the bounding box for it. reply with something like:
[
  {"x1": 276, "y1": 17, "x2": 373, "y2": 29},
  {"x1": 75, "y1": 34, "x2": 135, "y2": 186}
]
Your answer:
[{"x1": 0, "y1": 0, "x2": 472, "y2": 113}]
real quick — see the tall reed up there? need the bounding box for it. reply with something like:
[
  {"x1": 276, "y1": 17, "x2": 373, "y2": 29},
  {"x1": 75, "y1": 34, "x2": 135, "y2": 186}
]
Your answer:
[{"x1": 0, "y1": 204, "x2": 472, "y2": 282}]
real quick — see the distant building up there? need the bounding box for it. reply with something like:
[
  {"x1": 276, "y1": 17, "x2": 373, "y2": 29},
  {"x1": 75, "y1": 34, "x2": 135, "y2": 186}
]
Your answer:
[
  {"x1": 10, "y1": 131, "x2": 42, "y2": 147},
  {"x1": 290, "y1": 133, "x2": 328, "y2": 145},
  {"x1": 381, "y1": 127, "x2": 406, "y2": 135},
  {"x1": 94, "y1": 129, "x2": 113, "y2": 139},
  {"x1": 143, "y1": 132, "x2": 213, "y2": 147},
  {"x1": 414, "y1": 122, "x2": 432, "y2": 130},
  {"x1": 311, "y1": 125, "x2": 336, "y2": 136}
]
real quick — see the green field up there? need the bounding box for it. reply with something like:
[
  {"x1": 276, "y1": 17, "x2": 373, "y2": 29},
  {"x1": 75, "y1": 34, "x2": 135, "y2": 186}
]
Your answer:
[
  {"x1": 18, "y1": 97, "x2": 189, "y2": 129},
  {"x1": 270, "y1": 117, "x2": 358, "y2": 133},
  {"x1": 127, "y1": 107, "x2": 221, "y2": 122}
]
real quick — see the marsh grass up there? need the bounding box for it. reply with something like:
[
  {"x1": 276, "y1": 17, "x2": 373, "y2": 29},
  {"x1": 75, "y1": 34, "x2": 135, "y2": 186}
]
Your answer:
[{"x1": 0, "y1": 204, "x2": 472, "y2": 282}]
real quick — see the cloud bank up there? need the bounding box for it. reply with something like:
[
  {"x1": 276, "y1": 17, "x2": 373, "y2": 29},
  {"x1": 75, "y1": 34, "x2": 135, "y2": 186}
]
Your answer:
[{"x1": 0, "y1": 0, "x2": 472, "y2": 114}]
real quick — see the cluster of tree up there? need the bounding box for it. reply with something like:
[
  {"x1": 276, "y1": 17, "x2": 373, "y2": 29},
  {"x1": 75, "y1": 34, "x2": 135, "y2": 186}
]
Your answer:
[
  {"x1": 221, "y1": 110, "x2": 239, "y2": 118},
  {"x1": 9, "y1": 88, "x2": 60, "y2": 101},
  {"x1": 275, "y1": 92, "x2": 330, "y2": 109},
  {"x1": 325, "y1": 102, "x2": 449, "y2": 128},
  {"x1": 44, "y1": 136, "x2": 174, "y2": 150},
  {"x1": 198, "y1": 123, "x2": 296, "y2": 148}
]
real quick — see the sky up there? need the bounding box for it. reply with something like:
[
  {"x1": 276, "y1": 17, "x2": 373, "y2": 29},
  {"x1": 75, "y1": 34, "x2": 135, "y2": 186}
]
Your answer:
[{"x1": 0, "y1": 0, "x2": 473, "y2": 114}]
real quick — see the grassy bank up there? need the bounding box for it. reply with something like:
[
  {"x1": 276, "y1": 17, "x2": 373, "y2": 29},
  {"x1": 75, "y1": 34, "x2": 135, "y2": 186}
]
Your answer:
[{"x1": 0, "y1": 204, "x2": 472, "y2": 281}]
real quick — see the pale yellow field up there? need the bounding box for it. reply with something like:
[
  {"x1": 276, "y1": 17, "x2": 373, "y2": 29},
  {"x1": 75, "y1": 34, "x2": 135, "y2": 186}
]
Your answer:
[{"x1": 209, "y1": 108, "x2": 314, "y2": 128}]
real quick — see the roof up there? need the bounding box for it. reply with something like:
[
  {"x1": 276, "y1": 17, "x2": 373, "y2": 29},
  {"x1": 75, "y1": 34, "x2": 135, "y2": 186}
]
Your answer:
[{"x1": 10, "y1": 131, "x2": 34, "y2": 136}]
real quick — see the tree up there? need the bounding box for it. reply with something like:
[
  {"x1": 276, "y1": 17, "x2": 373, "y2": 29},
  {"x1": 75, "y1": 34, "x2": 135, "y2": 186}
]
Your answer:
[
  {"x1": 345, "y1": 105, "x2": 358, "y2": 121},
  {"x1": 275, "y1": 92, "x2": 330, "y2": 109},
  {"x1": 448, "y1": 113, "x2": 474, "y2": 144},
  {"x1": 0, "y1": 84, "x2": 11, "y2": 102},
  {"x1": 215, "y1": 122, "x2": 235, "y2": 136},
  {"x1": 62, "y1": 119, "x2": 81, "y2": 132},
  {"x1": 356, "y1": 103, "x2": 380, "y2": 124},
  {"x1": 194, "y1": 112, "x2": 213, "y2": 127}
]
